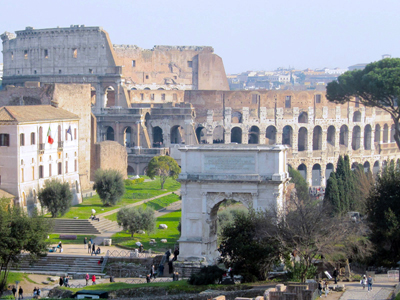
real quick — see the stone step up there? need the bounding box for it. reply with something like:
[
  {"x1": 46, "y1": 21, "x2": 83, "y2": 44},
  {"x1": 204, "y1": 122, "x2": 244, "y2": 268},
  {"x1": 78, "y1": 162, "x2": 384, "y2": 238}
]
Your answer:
[{"x1": 53, "y1": 219, "x2": 101, "y2": 234}]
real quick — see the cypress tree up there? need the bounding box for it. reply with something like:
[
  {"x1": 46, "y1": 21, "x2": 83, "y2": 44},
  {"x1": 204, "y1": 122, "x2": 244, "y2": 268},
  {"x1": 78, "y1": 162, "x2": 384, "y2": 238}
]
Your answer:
[
  {"x1": 324, "y1": 171, "x2": 341, "y2": 215},
  {"x1": 343, "y1": 155, "x2": 356, "y2": 210}
]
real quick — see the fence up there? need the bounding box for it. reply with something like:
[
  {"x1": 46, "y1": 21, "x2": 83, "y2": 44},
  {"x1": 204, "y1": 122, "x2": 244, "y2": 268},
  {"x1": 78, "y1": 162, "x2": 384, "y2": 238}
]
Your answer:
[
  {"x1": 388, "y1": 270, "x2": 399, "y2": 281},
  {"x1": 104, "y1": 249, "x2": 152, "y2": 259},
  {"x1": 67, "y1": 277, "x2": 180, "y2": 288}
]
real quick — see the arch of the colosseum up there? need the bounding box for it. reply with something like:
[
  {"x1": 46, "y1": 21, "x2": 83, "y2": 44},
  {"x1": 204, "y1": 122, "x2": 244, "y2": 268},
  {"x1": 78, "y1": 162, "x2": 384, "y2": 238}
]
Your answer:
[{"x1": 178, "y1": 144, "x2": 289, "y2": 263}]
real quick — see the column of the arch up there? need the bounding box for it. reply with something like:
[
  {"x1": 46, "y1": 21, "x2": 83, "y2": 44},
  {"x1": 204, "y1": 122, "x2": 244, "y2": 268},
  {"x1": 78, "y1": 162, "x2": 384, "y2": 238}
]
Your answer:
[
  {"x1": 224, "y1": 127, "x2": 231, "y2": 144},
  {"x1": 94, "y1": 84, "x2": 105, "y2": 113},
  {"x1": 259, "y1": 127, "x2": 266, "y2": 145},
  {"x1": 242, "y1": 126, "x2": 249, "y2": 144},
  {"x1": 206, "y1": 111, "x2": 214, "y2": 144},
  {"x1": 307, "y1": 126, "x2": 313, "y2": 156},
  {"x1": 334, "y1": 128, "x2": 340, "y2": 154},
  {"x1": 276, "y1": 128, "x2": 283, "y2": 144},
  {"x1": 115, "y1": 121, "x2": 121, "y2": 145},
  {"x1": 321, "y1": 128, "x2": 327, "y2": 154},
  {"x1": 347, "y1": 128, "x2": 353, "y2": 154},
  {"x1": 135, "y1": 121, "x2": 141, "y2": 149},
  {"x1": 306, "y1": 163, "x2": 313, "y2": 187},
  {"x1": 371, "y1": 128, "x2": 376, "y2": 155},
  {"x1": 184, "y1": 120, "x2": 197, "y2": 145},
  {"x1": 96, "y1": 124, "x2": 103, "y2": 143},
  {"x1": 292, "y1": 126, "x2": 298, "y2": 154},
  {"x1": 320, "y1": 164, "x2": 326, "y2": 187},
  {"x1": 163, "y1": 126, "x2": 171, "y2": 148},
  {"x1": 360, "y1": 126, "x2": 365, "y2": 151},
  {"x1": 224, "y1": 108, "x2": 232, "y2": 144}
]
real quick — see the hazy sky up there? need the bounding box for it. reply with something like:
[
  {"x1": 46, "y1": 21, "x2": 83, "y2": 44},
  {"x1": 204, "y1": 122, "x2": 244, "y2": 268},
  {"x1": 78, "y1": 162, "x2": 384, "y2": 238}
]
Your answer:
[{"x1": 1, "y1": 0, "x2": 398, "y2": 74}]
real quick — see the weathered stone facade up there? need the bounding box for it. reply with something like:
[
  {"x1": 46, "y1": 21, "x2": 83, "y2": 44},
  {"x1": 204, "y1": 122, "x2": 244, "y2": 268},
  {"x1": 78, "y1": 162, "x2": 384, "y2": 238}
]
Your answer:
[{"x1": 91, "y1": 141, "x2": 128, "y2": 179}]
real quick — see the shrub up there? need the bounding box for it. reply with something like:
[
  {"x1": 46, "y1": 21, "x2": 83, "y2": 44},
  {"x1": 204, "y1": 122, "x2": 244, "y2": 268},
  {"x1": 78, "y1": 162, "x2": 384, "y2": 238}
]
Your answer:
[
  {"x1": 124, "y1": 177, "x2": 145, "y2": 187},
  {"x1": 285, "y1": 262, "x2": 318, "y2": 282},
  {"x1": 188, "y1": 265, "x2": 225, "y2": 285},
  {"x1": 93, "y1": 169, "x2": 125, "y2": 206}
]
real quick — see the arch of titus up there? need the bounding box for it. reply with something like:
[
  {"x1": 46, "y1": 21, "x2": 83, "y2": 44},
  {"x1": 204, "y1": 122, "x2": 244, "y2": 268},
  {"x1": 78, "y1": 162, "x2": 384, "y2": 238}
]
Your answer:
[{"x1": 177, "y1": 144, "x2": 290, "y2": 263}]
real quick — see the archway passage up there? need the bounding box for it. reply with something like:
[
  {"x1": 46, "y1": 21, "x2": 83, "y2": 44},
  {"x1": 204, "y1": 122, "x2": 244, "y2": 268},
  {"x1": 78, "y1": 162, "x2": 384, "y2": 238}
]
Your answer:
[
  {"x1": 327, "y1": 125, "x2": 335, "y2": 147},
  {"x1": 373, "y1": 161, "x2": 380, "y2": 175},
  {"x1": 106, "y1": 126, "x2": 114, "y2": 141},
  {"x1": 171, "y1": 125, "x2": 182, "y2": 144},
  {"x1": 282, "y1": 125, "x2": 292, "y2": 147},
  {"x1": 353, "y1": 111, "x2": 361, "y2": 122},
  {"x1": 127, "y1": 166, "x2": 135, "y2": 176},
  {"x1": 231, "y1": 127, "x2": 242, "y2": 143},
  {"x1": 248, "y1": 126, "x2": 260, "y2": 144},
  {"x1": 375, "y1": 124, "x2": 381, "y2": 143},
  {"x1": 105, "y1": 86, "x2": 115, "y2": 107},
  {"x1": 265, "y1": 126, "x2": 276, "y2": 145},
  {"x1": 352, "y1": 126, "x2": 361, "y2": 150},
  {"x1": 312, "y1": 164, "x2": 321, "y2": 186},
  {"x1": 153, "y1": 126, "x2": 163, "y2": 147},
  {"x1": 124, "y1": 127, "x2": 132, "y2": 147},
  {"x1": 325, "y1": 163, "x2": 334, "y2": 184},
  {"x1": 340, "y1": 125, "x2": 349, "y2": 147},
  {"x1": 298, "y1": 163, "x2": 307, "y2": 181},
  {"x1": 196, "y1": 127, "x2": 207, "y2": 144},
  {"x1": 363, "y1": 161, "x2": 370, "y2": 173},
  {"x1": 313, "y1": 126, "x2": 322, "y2": 150},
  {"x1": 298, "y1": 111, "x2": 308, "y2": 123},
  {"x1": 213, "y1": 126, "x2": 224, "y2": 144},
  {"x1": 364, "y1": 125, "x2": 372, "y2": 150},
  {"x1": 231, "y1": 111, "x2": 242, "y2": 123},
  {"x1": 298, "y1": 127, "x2": 308, "y2": 151},
  {"x1": 383, "y1": 124, "x2": 389, "y2": 143}
]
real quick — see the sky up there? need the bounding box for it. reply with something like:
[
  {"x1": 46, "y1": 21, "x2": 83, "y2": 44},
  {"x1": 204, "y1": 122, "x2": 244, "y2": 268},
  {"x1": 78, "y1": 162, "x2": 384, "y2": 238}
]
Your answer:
[{"x1": 0, "y1": 0, "x2": 399, "y2": 74}]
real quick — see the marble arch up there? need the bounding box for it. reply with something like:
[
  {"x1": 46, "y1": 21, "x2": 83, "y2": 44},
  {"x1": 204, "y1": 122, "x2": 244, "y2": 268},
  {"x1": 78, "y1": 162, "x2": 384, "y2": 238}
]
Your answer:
[{"x1": 177, "y1": 144, "x2": 289, "y2": 263}]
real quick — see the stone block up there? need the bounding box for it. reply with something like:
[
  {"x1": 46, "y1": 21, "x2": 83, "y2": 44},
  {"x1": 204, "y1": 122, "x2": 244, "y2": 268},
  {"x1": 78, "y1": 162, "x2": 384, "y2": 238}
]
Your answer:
[
  {"x1": 103, "y1": 239, "x2": 112, "y2": 246},
  {"x1": 161, "y1": 239, "x2": 167, "y2": 243},
  {"x1": 255, "y1": 297, "x2": 264, "y2": 300},
  {"x1": 276, "y1": 284, "x2": 286, "y2": 292},
  {"x1": 213, "y1": 296, "x2": 226, "y2": 300},
  {"x1": 159, "y1": 224, "x2": 168, "y2": 229}
]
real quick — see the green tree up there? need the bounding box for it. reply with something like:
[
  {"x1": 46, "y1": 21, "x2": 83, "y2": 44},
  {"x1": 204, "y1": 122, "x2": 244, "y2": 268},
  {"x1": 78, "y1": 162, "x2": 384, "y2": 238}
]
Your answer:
[
  {"x1": 0, "y1": 202, "x2": 52, "y2": 295},
  {"x1": 117, "y1": 206, "x2": 156, "y2": 237},
  {"x1": 288, "y1": 166, "x2": 309, "y2": 202},
  {"x1": 326, "y1": 58, "x2": 400, "y2": 149},
  {"x1": 93, "y1": 169, "x2": 125, "y2": 206},
  {"x1": 38, "y1": 179, "x2": 73, "y2": 217},
  {"x1": 220, "y1": 209, "x2": 280, "y2": 282},
  {"x1": 352, "y1": 164, "x2": 374, "y2": 214},
  {"x1": 146, "y1": 156, "x2": 181, "y2": 189},
  {"x1": 366, "y1": 160, "x2": 400, "y2": 266},
  {"x1": 324, "y1": 172, "x2": 341, "y2": 215}
]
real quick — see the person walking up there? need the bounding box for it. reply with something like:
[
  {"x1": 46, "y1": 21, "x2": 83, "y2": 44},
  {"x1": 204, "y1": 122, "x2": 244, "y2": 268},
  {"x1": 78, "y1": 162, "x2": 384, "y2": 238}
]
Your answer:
[
  {"x1": 85, "y1": 273, "x2": 90, "y2": 286},
  {"x1": 11, "y1": 286, "x2": 16, "y2": 298},
  {"x1": 324, "y1": 280, "x2": 329, "y2": 297},
  {"x1": 92, "y1": 274, "x2": 96, "y2": 285},
  {"x1": 64, "y1": 275, "x2": 70, "y2": 287},
  {"x1": 367, "y1": 275, "x2": 373, "y2": 292},
  {"x1": 91, "y1": 243, "x2": 96, "y2": 256},
  {"x1": 18, "y1": 286, "x2": 23, "y2": 299},
  {"x1": 332, "y1": 268, "x2": 338, "y2": 284},
  {"x1": 59, "y1": 276, "x2": 64, "y2": 287},
  {"x1": 360, "y1": 275, "x2": 367, "y2": 289},
  {"x1": 88, "y1": 240, "x2": 92, "y2": 254},
  {"x1": 318, "y1": 281, "x2": 322, "y2": 297},
  {"x1": 84, "y1": 237, "x2": 87, "y2": 249},
  {"x1": 150, "y1": 264, "x2": 156, "y2": 279}
]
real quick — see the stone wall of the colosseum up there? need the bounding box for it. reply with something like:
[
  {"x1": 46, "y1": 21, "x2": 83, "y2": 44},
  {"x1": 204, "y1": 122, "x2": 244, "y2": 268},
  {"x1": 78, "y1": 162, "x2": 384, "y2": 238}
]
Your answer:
[
  {"x1": 91, "y1": 141, "x2": 128, "y2": 179},
  {"x1": 128, "y1": 89, "x2": 185, "y2": 104}
]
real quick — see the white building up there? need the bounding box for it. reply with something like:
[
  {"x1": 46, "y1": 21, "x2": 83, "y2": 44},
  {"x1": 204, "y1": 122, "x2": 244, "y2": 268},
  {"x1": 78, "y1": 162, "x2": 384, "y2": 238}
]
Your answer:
[{"x1": 0, "y1": 105, "x2": 82, "y2": 213}]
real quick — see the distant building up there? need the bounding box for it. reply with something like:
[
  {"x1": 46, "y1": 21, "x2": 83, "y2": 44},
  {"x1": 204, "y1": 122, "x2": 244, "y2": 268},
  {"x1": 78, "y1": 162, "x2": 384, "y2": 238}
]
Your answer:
[
  {"x1": 0, "y1": 105, "x2": 81, "y2": 213},
  {"x1": 348, "y1": 63, "x2": 368, "y2": 71}
]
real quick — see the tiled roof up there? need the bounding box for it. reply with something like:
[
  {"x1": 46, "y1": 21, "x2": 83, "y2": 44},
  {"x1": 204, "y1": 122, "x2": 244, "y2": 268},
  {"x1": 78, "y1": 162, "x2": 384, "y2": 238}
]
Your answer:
[{"x1": 0, "y1": 105, "x2": 79, "y2": 123}]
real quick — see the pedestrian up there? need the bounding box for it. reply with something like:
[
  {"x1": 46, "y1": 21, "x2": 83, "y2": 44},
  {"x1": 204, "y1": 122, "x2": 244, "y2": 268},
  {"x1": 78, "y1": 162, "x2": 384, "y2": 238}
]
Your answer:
[
  {"x1": 88, "y1": 240, "x2": 92, "y2": 254},
  {"x1": 90, "y1": 237, "x2": 93, "y2": 244},
  {"x1": 96, "y1": 246, "x2": 101, "y2": 256},
  {"x1": 360, "y1": 274, "x2": 367, "y2": 289},
  {"x1": 92, "y1": 274, "x2": 96, "y2": 285},
  {"x1": 91, "y1": 243, "x2": 96, "y2": 256},
  {"x1": 59, "y1": 276, "x2": 64, "y2": 287},
  {"x1": 168, "y1": 260, "x2": 173, "y2": 274},
  {"x1": 12, "y1": 286, "x2": 16, "y2": 297},
  {"x1": 332, "y1": 268, "x2": 338, "y2": 284},
  {"x1": 64, "y1": 275, "x2": 70, "y2": 287},
  {"x1": 324, "y1": 280, "x2": 329, "y2": 297},
  {"x1": 109, "y1": 275, "x2": 115, "y2": 283},
  {"x1": 367, "y1": 275, "x2": 373, "y2": 292},
  {"x1": 37, "y1": 288, "x2": 41, "y2": 298},
  {"x1": 165, "y1": 249, "x2": 171, "y2": 262},
  {"x1": 84, "y1": 237, "x2": 87, "y2": 249},
  {"x1": 173, "y1": 247, "x2": 179, "y2": 261},
  {"x1": 85, "y1": 273, "x2": 89, "y2": 286},
  {"x1": 18, "y1": 286, "x2": 23, "y2": 299},
  {"x1": 33, "y1": 287, "x2": 37, "y2": 297},
  {"x1": 146, "y1": 274, "x2": 151, "y2": 283},
  {"x1": 150, "y1": 264, "x2": 156, "y2": 279},
  {"x1": 318, "y1": 280, "x2": 322, "y2": 297}
]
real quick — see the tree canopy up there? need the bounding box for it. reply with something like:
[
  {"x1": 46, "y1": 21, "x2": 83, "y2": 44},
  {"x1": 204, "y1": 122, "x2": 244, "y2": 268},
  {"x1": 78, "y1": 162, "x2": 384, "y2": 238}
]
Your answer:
[
  {"x1": 0, "y1": 201, "x2": 52, "y2": 295},
  {"x1": 117, "y1": 206, "x2": 156, "y2": 237},
  {"x1": 146, "y1": 156, "x2": 181, "y2": 189},
  {"x1": 38, "y1": 179, "x2": 73, "y2": 217},
  {"x1": 326, "y1": 58, "x2": 400, "y2": 149},
  {"x1": 93, "y1": 169, "x2": 125, "y2": 206}
]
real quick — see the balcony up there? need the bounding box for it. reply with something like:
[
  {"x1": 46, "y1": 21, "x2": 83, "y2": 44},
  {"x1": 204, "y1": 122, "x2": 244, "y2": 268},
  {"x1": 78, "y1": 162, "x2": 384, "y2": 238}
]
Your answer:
[
  {"x1": 58, "y1": 141, "x2": 64, "y2": 150},
  {"x1": 38, "y1": 143, "x2": 45, "y2": 154}
]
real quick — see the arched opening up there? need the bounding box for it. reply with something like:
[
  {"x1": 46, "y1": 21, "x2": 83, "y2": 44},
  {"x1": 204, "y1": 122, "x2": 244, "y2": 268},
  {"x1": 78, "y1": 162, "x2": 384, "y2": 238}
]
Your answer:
[
  {"x1": 373, "y1": 161, "x2": 380, "y2": 175},
  {"x1": 144, "y1": 87, "x2": 151, "y2": 90},
  {"x1": 382, "y1": 160, "x2": 388, "y2": 169},
  {"x1": 124, "y1": 127, "x2": 132, "y2": 147},
  {"x1": 171, "y1": 125, "x2": 182, "y2": 144},
  {"x1": 375, "y1": 124, "x2": 381, "y2": 142},
  {"x1": 327, "y1": 125, "x2": 335, "y2": 146},
  {"x1": 298, "y1": 164, "x2": 307, "y2": 181},
  {"x1": 157, "y1": 88, "x2": 165, "y2": 90},
  {"x1": 106, "y1": 126, "x2": 114, "y2": 141},
  {"x1": 153, "y1": 126, "x2": 163, "y2": 147},
  {"x1": 383, "y1": 124, "x2": 389, "y2": 143},
  {"x1": 364, "y1": 125, "x2": 372, "y2": 150},
  {"x1": 363, "y1": 161, "x2": 370, "y2": 173},
  {"x1": 213, "y1": 126, "x2": 225, "y2": 144},
  {"x1": 353, "y1": 111, "x2": 362, "y2": 122},
  {"x1": 21, "y1": 192, "x2": 26, "y2": 207},
  {"x1": 196, "y1": 126, "x2": 207, "y2": 144},
  {"x1": 351, "y1": 162, "x2": 359, "y2": 170},
  {"x1": 391, "y1": 124, "x2": 396, "y2": 143},
  {"x1": 298, "y1": 111, "x2": 308, "y2": 123},
  {"x1": 352, "y1": 126, "x2": 361, "y2": 150},
  {"x1": 339, "y1": 125, "x2": 349, "y2": 147},
  {"x1": 144, "y1": 112, "x2": 151, "y2": 127},
  {"x1": 313, "y1": 126, "x2": 322, "y2": 150},
  {"x1": 104, "y1": 86, "x2": 115, "y2": 107},
  {"x1": 325, "y1": 163, "x2": 334, "y2": 183},
  {"x1": 231, "y1": 111, "x2": 242, "y2": 123},
  {"x1": 248, "y1": 126, "x2": 260, "y2": 144},
  {"x1": 282, "y1": 125, "x2": 293, "y2": 147},
  {"x1": 265, "y1": 125, "x2": 277, "y2": 145},
  {"x1": 127, "y1": 166, "x2": 135, "y2": 176},
  {"x1": 231, "y1": 127, "x2": 242, "y2": 143},
  {"x1": 312, "y1": 164, "x2": 321, "y2": 186},
  {"x1": 298, "y1": 127, "x2": 308, "y2": 151}
]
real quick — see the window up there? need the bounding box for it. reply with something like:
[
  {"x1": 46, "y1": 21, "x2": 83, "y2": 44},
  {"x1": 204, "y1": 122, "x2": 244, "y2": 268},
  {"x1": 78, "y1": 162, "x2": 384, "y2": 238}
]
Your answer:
[
  {"x1": 73, "y1": 48, "x2": 78, "y2": 58},
  {"x1": 89, "y1": 69, "x2": 93, "y2": 74},
  {"x1": 39, "y1": 165, "x2": 44, "y2": 179},
  {"x1": 21, "y1": 159, "x2": 23, "y2": 165},
  {"x1": 285, "y1": 96, "x2": 292, "y2": 108},
  {"x1": 252, "y1": 94, "x2": 259, "y2": 104},
  {"x1": 58, "y1": 162, "x2": 62, "y2": 175},
  {"x1": 355, "y1": 97, "x2": 360, "y2": 108},
  {"x1": 140, "y1": 93, "x2": 144, "y2": 100},
  {"x1": 21, "y1": 168, "x2": 24, "y2": 182},
  {"x1": 74, "y1": 128, "x2": 77, "y2": 140},
  {"x1": 32, "y1": 167, "x2": 34, "y2": 180},
  {"x1": 34, "y1": 70, "x2": 37, "y2": 74},
  {"x1": 132, "y1": 60, "x2": 136, "y2": 67},
  {"x1": 151, "y1": 94, "x2": 155, "y2": 100},
  {"x1": 65, "y1": 161, "x2": 68, "y2": 174},
  {"x1": 49, "y1": 164, "x2": 52, "y2": 177},
  {"x1": 174, "y1": 76, "x2": 177, "y2": 80},
  {"x1": 0, "y1": 134, "x2": 10, "y2": 146},
  {"x1": 315, "y1": 94, "x2": 321, "y2": 103},
  {"x1": 59, "y1": 69, "x2": 62, "y2": 74},
  {"x1": 161, "y1": 93, "x2": 166, "y2": 100},
  {"x1": 11, "y1": 51, "x2": 13, "y2": 60},
  {"x1": 44, "y1": 49, "x2": 48, "y2": 59},
  {"x1": 20, "y1": 133, "x2": 25, "y2": 146},
  {"x1": 31, "y1": 132, "x2": 35, "y2": 145},
  {"x1": 74, "y1": 160, "x2": 77, "y2": 172},
  {"x1": 145, "y1": 75, "x2": 149, "y2": 79},
  {"x1": 24, "y1": 50, "x2": 28, "y2": 59},
  {"x1": 187, "y1": 61, "x2": 193, "y2": 68},
  {"x1": 173, "y1": 93, "x2": 177, "y2": 101}
]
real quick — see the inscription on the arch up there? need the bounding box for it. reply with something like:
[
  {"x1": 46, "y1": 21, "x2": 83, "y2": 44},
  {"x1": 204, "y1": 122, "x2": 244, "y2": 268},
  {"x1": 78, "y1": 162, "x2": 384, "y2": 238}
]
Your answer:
[{"x1": 203, "y1": 154, "x2": 255, "y2": 172}]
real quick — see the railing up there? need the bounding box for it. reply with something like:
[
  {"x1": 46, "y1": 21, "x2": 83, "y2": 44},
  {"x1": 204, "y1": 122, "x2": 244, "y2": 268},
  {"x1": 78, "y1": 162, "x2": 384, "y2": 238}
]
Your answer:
[
  {"x1": 67, "y1": 277, "x2": 181, "y2": 288},
  {"x1": 58, "y1": 141, "x2": 64, "y2": 149},
  {"x1": 130, "y1": 148, "x2": 168, "y2": 155},
  {"x1": 105, "y1": 249, "x2": 152, "y2": 259},
  {"x1": 101, "y1": 253, "x2": 108, "y2": 273}
]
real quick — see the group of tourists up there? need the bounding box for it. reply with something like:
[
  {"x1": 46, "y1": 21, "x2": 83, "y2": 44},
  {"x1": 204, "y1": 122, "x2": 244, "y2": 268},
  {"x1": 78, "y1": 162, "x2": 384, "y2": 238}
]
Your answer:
[
  {"x1": 85, "y1": 273, "x2": 97, "y2": 285},
  {"x1": 83, "y1": 237, "x2": 101, "y2": 256},
  {"x1": 11, "y1": 286, "x2": 23, "y2": 299},
  {"x1": 59, "y1": 275, "x2": 70, "y2": 287},
  {"x1": 360, "y1": 274, "x2": 374, "y2": 292}
]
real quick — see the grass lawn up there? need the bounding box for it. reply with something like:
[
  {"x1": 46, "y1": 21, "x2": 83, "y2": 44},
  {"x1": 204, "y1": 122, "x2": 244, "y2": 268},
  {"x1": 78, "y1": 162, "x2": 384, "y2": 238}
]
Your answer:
[
  {"x1": 4, "y1": 272, "x2": 38, "y2": 287},
  {"x1": 105, "y1": 193, "x2": 180, "y2": 222},
  {"x1": 112, "y1": 210, "x2": 181, "y2": 253},
  {"x1": 47, "y1": 234, "x2": 97, "y2": 245},
  {"x1": 58, "y1": 177, "x2": 180, "y2": 220}
]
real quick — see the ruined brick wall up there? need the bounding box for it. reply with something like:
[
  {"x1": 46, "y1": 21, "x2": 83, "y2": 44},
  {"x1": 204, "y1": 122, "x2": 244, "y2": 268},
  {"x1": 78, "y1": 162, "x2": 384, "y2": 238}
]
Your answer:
[
  {"x1": 91, "y1": 141, "x2": 128, "y2": 179},
  {"x1": 128, "y1": 89, "x2": 185, "y2": 104}
]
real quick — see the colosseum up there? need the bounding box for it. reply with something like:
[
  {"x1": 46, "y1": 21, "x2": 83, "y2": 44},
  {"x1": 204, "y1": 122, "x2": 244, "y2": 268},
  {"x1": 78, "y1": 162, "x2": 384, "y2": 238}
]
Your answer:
[{"x1": 1, "y1": 25, "x2": 399, "y2": 190}]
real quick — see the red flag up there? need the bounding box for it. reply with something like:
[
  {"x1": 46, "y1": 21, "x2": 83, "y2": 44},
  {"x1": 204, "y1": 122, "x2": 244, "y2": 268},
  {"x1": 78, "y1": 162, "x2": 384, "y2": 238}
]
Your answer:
[{"x1": 47, "y1": 126, "x2": 54, "y2": 144}]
